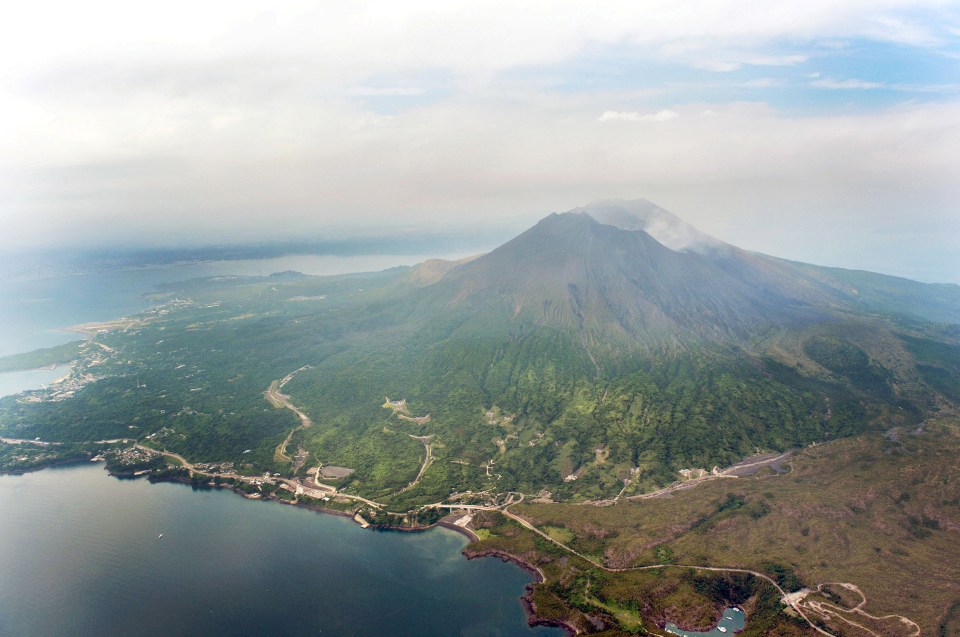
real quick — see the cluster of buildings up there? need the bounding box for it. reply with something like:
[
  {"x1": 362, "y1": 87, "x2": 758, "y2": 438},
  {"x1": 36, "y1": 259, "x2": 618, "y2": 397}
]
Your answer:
[
  {"x1": 193, "y1": 461, "x2": 235, "y2": 472},
  {"x1": 111, "y1": 446, "x2": 160, "y2": 466}
]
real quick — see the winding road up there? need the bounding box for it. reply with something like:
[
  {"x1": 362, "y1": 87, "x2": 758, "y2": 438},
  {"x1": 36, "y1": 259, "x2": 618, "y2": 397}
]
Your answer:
[
  {"x1": 492, "y1": 502, "x2": 921, "y2": 637},
  {"x1": 266, "y1": 366, "x2": 312, "y2": 470},
  {"x1": 393, "y1": 435, "x2": 434, "y2": 495},
  {"x1": 494, "y1": 504, "x2": 837, "y2": 636},
  {"x1": 119, "y1": 376, "x2": 918, "y2": 637},
  {"x1": 586, "y1": 450, "x2": 794, "y2": 506},
  {"x1": 800, "y1": 583, "x2": 920, "y2": 637}
]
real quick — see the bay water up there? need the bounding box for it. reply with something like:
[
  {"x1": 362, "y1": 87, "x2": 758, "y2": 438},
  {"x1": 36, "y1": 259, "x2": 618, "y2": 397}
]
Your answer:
[
  {"x1": 0, "y1": 463, "x2": 563, "y2": 636},
  {"x1": 0, "y1": 364, "x2": 72, "y2": 399}
]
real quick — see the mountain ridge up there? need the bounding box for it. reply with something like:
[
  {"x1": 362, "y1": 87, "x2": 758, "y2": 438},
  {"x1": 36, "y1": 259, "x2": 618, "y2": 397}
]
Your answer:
[
  {"x1": 409, "y1": 199, "x2": 960, "y2": 330},
  {"x1": 3, "y1": 198, "x2": 959, "y2": 505}
]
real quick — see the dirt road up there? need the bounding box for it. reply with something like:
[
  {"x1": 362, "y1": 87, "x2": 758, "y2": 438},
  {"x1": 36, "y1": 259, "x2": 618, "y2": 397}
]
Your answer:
[
  {"x1": 393, "y1": 435, "x2": 433, "y2": 495},
  {"x1": 586, "y1": 450, "x2": 795, "y2": 506},
  {"x1": 265, "y1": 367, "x2": 312, "y2": 467}
]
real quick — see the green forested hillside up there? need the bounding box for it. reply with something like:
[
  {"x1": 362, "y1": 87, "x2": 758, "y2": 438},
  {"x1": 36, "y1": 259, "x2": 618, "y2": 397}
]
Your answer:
[
  {"x1": 2, "y1": 206, "x2": 955, "y2": 508},
  {"x1": 3, "y1": 201, "x2": 958, "y2": 636}
]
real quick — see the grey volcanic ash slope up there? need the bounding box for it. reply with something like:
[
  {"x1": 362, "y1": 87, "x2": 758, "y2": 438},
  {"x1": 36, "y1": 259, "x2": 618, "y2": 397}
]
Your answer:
[
  {"x1": 414, "y1": 200, "x2": 960, "y2": 344},
  {"x1": 400, "y1": 200, "x2": 959, "y2": 424},
  {"x1": 419, "y1": 207, "x2": 832, "y2": 349}
]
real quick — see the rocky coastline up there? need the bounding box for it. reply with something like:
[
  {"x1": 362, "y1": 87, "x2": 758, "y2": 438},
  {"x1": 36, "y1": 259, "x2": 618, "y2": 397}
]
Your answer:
[{"x1": 463, "y1": 547, "x2": 579, "y2": 636}]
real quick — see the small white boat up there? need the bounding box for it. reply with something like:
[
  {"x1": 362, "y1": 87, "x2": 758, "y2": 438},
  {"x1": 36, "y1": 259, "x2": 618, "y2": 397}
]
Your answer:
[
  {"x1": 718, "y1": 628, "x2": 727, "y2": 633},
  {"x1": 158, "y1": 533, "x2": 164, "y2": 539}
]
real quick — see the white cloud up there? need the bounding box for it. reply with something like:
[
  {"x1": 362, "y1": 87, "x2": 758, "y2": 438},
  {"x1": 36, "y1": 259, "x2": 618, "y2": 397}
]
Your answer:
[
  {"x1": 598, "y1": 109, "x2": 679, "y2": 122},
  {"x1": 812, "y1": 77, "x2": 886, "y2": 89},
  {"x1": 863, "y1": 14, "x2": 945, "y2": 46},
  {"x1": 0, "y1": 0, "x2": 952, "y2": 86},
  {"x1": 346, "y1": 87, "x2": 426, "y2": 97},
  {"x1": 693, "y1": 53, "x2": 808, "y2": 73},
  {"x1": 811, "y1": 77, "x2": 960, "y2": 92},
  {"x1": 0, "y1": 0, "x2": 958, "y2": 280},
  {"x1": 815, "y1": 40, "x2": 852, "y2": 49},
  {"x1": 744, "y1": 54, "x2": 810, "y2": 66}
]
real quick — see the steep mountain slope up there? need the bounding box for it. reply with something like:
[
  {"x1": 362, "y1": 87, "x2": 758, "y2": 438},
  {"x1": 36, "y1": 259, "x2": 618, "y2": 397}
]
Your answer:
[
  {"x1": 785, "y1": 260, "x2": 960, "y2": 324},
  {"x1": 418, "y1": 212, "x2": 825, "y2": 355},
  {"x1": 327, "y1": 201, "x2": 957, "y2": 494},
  {"x1": 580, "y1": 198, "x2": 960, "y2": 325},
  {"x1": 3, "y1": 200, "x2": 958, "y2": 504},
  {"x1": 407, "y1": 199, "x2": 960, "y2": 357}
]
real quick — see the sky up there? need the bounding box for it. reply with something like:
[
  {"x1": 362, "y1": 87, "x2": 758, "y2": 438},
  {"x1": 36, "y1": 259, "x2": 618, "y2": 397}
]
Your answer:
[{"x1": 1, "y1": 0, "x2": 958, "y2": 282}]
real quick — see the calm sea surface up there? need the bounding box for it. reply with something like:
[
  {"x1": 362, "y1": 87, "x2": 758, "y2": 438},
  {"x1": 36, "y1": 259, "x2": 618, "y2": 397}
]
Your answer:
[
  {"x1": 0, "y1": 463, "x2": 563, "y2": 636},
  {"x1": 0, "y1": 365, "x2": 72, "y2": 399}
]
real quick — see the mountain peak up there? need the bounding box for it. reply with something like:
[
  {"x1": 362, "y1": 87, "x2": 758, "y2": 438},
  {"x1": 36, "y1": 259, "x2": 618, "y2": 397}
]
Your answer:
[
  {"x1": 574, "y1": 198, "x2": 725, "y2": 255},
  {"x1": 427, "y1": 203, "x2": 797, "y2": 349}
]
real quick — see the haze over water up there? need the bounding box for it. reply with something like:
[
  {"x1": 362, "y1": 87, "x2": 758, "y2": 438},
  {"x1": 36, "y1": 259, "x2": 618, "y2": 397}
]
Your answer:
[
  {"x1": 0, "y1": 252, "x2": 467, "y2": 395},
  {"x1": 0, "y1": 252, "x2": 465, "y2": 356}
]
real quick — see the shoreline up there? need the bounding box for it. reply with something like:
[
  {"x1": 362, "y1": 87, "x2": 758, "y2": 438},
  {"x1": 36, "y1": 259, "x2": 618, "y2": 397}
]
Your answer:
[
  {"x1": 463, "y1": 547, "x2": 546, "y2": 584},
  {"x1": 463, "y1": 547, "x2": 579, "y2": 636},
  {"x1": 60, "y1": 319, "x2": 142, "y2": 337},
  {"x1": 111, "y1": 468, "x2": 573, "y2": 634},
  {"x1": 0, "y1": 454, "x2": 95, "y2": 476},
  {"x1": 664, "y1": 606, "x2": 746, "y2": 637},
  {"x1": 521, "y1": 587, "x2": 580, "y2": 636},
  {"x1": 2, "y1": 362, "x2": 80, "y2": 388},
  {"x1": 6, "y1": 456, "x2": 747, "y2": 637},
  {"x1": 438, "y1": 519, "x2": 480, "y2": 542}
]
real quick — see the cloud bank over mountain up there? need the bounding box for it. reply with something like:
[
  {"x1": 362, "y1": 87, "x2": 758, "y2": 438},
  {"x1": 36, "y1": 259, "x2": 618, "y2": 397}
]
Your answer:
[{"x1": 0, "y1": 1, "x2": 957, "y2": 282}]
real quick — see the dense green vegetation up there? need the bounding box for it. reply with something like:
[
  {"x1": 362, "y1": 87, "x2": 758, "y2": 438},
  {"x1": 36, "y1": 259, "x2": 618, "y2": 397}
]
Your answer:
[
  {"x1": 2, "y1": 208, "x2": 959, "y2": 635},
  {"x1": 802, "y1": 335, "x2": 894, "y2": 400},
  {"x1": 900, "y1": 333, "x2": 960, "y2": 403},
  {"x1": 0, "y1": 249, "x2": 946, "y2": 509},
  {"x1": 0, "y1": 341, "x2": 83, "y2": 373},
  {"x1": 0, "y1": 440, "x2": 97, "y2": 473}
]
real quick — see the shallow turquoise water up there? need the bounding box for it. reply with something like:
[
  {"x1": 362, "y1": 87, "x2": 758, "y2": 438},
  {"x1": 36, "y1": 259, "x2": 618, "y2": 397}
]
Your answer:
[{"x1": 665, "y1": 607, "x2": 745, "y2": 636}]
